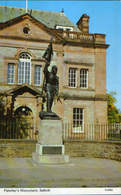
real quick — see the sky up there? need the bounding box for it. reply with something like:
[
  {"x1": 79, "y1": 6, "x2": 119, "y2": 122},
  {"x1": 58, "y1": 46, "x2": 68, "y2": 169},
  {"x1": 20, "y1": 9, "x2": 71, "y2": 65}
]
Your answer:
[{"x1": 0, "y1": 0, "x2": 121, "y2": 110}]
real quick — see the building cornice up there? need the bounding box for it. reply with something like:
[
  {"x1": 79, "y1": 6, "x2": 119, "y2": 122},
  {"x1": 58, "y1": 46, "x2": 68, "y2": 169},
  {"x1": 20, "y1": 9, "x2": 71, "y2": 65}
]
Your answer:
[
  {"x1": 0, "y1": 35, "x2": 64, "y2": 44},
  {"x1": 64, "y1": 61, "x2": 93, "y2": 66},
  {"x1": 0, "y1": 36, "x2": 109, "y2": 49},
  {"x1": 61, "y1": 93, "x2": 107, "y2": 101},
  {"x1": 64, "y1": 40, "x2": 109, "y2": 49}
]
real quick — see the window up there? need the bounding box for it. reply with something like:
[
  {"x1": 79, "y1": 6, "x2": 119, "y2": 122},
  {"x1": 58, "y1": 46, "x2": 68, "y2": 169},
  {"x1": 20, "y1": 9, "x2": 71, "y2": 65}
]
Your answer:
[
  {"x1": 80, "y1": 69, "x2": 88, "y2": 88},
  {"x1": 34, "y1": 65, "x2": 42, "y2": 86},
  {"x1": 7, "y1": 64, "x2": 14, "y2": 84},
  {"x1": 23, "y1": 27, "x2": 30, "y2": 34},
  {"x1": 56, "y1": 25, "x2": 73, "y2": 31},
  {"x1": 18, "y1": 53, "x2": 31, "y2": 84},
  {"x1": 69, "y1": 68, "x2": 77, "y2": 88},
  {"x1": 73, "y1": 108, "x2": 84, "y2": 133}
]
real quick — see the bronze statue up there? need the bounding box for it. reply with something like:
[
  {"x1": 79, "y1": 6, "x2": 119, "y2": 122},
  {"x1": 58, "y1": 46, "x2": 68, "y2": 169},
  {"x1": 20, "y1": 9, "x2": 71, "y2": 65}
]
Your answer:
[
  {"x1": 43, "y1": 63, "x2": 59, "y2": 112},
  {"x1": 41, "y1": 38, "x2": 60, "y2": 116}
]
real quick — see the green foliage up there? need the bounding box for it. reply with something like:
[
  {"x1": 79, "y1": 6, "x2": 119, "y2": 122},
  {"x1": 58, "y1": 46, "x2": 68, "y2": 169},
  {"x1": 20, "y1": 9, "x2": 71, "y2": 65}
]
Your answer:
[{"x1": 107, "y1": 92, "x2": 121, "y2": 123}]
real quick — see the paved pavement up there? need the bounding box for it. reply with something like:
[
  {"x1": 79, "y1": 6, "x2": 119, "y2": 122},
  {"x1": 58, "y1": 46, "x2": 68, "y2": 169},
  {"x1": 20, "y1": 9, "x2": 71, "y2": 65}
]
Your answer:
[{"x1": 0, "y1": 157, "x2": 121, "y2": 188}]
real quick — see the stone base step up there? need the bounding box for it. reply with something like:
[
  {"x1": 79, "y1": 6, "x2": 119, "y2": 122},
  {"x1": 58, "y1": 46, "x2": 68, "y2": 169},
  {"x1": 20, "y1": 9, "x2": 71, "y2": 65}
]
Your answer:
[{"x1": 32, "y1": 153, "x2": 69, "y2": 164}]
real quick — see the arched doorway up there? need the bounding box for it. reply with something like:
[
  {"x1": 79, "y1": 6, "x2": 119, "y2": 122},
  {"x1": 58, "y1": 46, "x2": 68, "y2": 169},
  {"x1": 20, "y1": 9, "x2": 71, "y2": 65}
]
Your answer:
[{"x1": 14, "y1": 106, "x2": 34, "y2": 139}]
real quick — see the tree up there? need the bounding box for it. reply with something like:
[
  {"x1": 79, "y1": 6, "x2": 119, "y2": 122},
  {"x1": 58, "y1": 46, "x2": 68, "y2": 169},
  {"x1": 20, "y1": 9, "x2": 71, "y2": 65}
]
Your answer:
[{"x1": 107, "y1": 92, "x2": 121, "y2": 123}]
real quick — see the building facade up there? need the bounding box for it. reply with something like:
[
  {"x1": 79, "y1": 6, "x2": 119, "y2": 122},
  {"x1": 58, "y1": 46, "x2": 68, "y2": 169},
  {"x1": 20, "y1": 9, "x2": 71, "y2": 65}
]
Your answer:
[{"x1": 0, "y1": 6, "x2": 109, "y2": 135}]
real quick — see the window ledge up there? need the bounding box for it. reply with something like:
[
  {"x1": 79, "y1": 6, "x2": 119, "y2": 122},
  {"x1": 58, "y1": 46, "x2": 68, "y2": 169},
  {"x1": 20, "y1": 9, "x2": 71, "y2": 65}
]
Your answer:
[
  {"x1": 7, "y1": 83, "x2": 15, "y2": 85},
  {"x1": 63, "y1": 86, "x2": 95, "y2": 91},
  {"x1": 72, "y1": 131, "x2": 84, "y2": 134},
  {"x1": 34, "y1": 84, "x2": 41, "y2": 87}
]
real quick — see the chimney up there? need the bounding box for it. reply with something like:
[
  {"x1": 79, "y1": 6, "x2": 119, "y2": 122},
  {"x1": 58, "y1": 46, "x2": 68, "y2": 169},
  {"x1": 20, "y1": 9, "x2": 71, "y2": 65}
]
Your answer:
[{"x1": 77, "y1": 14, "x2": 89, "y2": 33}]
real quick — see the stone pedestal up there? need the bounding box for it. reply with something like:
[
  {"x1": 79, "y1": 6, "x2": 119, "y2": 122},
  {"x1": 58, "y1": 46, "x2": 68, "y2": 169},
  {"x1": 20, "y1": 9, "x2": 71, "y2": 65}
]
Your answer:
[
  {"x1": 38, "y1": 120, "x2": 63, "y2": 145},
  {"x1": 32, "y1": 117, "x2": 69, "y2": 164}
]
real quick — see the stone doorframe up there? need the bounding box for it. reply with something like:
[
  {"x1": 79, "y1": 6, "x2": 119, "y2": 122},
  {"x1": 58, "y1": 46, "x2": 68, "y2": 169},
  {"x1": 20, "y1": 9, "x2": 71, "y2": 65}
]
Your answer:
[{"x1": 5, "y1": 84, "x2": 43, "y2": 132}]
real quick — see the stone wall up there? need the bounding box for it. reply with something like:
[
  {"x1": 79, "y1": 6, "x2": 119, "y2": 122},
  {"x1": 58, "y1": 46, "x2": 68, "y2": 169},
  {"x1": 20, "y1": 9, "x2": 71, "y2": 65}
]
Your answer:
[
  {"x1": 0, "y1": 140, "x2": 36, "y2": 158},
  {"x1": 64, "y1": 140, "x2": 121, "y2": 161},
  {"x1": 1, "y1": 140, "x2": 121, "y2": 162}
]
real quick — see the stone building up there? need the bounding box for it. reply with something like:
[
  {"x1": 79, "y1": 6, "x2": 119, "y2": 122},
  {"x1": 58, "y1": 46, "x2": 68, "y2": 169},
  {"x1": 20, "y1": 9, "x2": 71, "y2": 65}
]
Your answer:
[{"x1": 0, "y1": 6, "x2": 109, "y2": 136}]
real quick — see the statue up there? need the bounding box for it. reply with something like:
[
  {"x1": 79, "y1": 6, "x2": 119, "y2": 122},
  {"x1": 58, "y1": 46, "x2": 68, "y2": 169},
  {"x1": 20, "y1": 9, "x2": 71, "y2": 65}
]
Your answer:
[
  {"x1": 43, "y1": 63, "x2": 59, "y2": 112},
  {"x1": 40, "y1": 38, "x2": 60, "y2": 119}
]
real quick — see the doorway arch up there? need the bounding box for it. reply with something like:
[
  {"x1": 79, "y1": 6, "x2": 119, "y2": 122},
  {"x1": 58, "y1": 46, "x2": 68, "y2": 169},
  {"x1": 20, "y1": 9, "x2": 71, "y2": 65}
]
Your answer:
[{"x1": 14, "y1": 106, "x2": 34, "y2": 139}]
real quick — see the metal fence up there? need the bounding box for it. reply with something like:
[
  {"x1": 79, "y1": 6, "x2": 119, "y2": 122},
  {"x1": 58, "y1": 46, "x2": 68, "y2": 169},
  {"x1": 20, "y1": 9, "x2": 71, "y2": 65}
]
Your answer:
[
  {"x1": 62, "y1": 122, "x2": 121, "y2": 141},
  {"x1": 0, "y1": 116, "x2": 37, "y2": 140},
  {"x1": 0, "y1": 116, "x2": 121, "y2": 142}
]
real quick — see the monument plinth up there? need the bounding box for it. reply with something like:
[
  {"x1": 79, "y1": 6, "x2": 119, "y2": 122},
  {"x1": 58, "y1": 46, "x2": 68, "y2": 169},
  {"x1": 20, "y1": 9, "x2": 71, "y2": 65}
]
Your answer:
[
  {"x1": 38, "y1": 119, "x2": 63, "y2": 145},
  {"x1": 32, "y1": 114, "x2": 69, "y2": 164}
]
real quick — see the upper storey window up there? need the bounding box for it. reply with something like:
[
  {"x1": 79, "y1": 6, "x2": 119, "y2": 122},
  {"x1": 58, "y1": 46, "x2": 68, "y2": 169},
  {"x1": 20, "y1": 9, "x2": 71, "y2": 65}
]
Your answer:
[
  {"x1": 69, "y1": 68, "x2": 77, "y2": 88},
  {"x1": 34, "y1": 65, "x2": 42, "y2": 86},
  {"x1": 7, "y1": 63, "x2": 14, "y2": 84},
  {"x1": 80, "y1": 69, "x2": 88, "y2": 88},
  {"x1": 68, "y1": 67, "x2": 89, "y2": 89},
  {"x1": 18, "y1": 53, "x2": 31, "y2": 85}
]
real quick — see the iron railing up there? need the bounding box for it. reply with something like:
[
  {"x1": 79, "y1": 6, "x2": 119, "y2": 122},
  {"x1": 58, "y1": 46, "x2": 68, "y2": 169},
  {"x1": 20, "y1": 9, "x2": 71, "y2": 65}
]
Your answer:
[
  {"x1": 0, "y1": 116, "x2": 37, "y2": 140},
  {"x1": 0, "y1": 116, "x2": 121, "y2": 142},
  {"x1": 62, "y1": 122, "x2": 121, "y2": 141}
]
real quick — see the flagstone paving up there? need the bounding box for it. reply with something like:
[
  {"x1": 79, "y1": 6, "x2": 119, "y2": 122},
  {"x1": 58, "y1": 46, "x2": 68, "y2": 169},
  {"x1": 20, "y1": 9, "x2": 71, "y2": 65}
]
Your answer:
[{"x1": 0, "y1": 157, "x2": 121, "y2": 188}]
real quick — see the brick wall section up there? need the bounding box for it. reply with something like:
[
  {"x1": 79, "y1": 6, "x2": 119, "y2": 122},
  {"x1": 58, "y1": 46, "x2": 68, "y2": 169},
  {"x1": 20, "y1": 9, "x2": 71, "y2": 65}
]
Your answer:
[
  {"x1": 64, "y1": 141, "x2": 121, "y2": 161},
  {"x1": 0, "y1": 140, "x2": 36, "y2": 158}
]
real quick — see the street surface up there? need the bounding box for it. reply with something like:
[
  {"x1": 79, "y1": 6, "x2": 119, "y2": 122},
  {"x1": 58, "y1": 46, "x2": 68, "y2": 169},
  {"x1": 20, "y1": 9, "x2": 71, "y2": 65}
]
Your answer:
[{"x1": 0, "y1": 157, "x2": 121, "y2": 187}]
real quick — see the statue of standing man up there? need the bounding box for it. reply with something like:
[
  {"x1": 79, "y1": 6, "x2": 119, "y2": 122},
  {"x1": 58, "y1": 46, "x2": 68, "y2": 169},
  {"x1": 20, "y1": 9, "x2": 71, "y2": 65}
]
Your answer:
[{"x1": 41, "y1": 38, "x2": 59, "y2": 114}]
